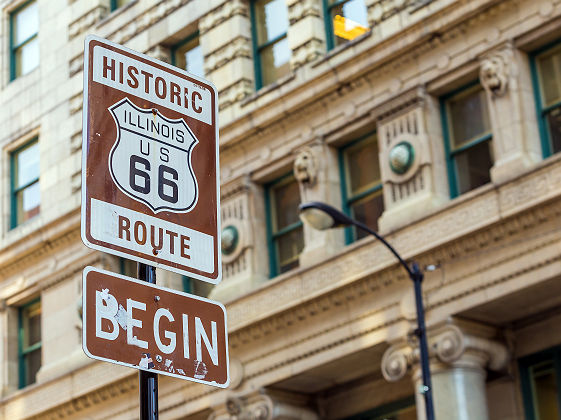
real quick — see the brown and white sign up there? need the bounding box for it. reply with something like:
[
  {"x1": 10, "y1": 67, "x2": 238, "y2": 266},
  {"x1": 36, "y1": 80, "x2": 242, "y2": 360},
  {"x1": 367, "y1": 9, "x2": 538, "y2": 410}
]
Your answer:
[
  {"x1": 82, "y1": 267, "x2": 229, "y2": 387},
  {"x1": 81, "y1": 35, "x2": 221, "y2": 283}
]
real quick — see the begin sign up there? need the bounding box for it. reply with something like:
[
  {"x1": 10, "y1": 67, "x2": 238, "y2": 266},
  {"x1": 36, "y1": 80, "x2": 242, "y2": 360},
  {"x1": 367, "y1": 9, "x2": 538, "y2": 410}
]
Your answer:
[{"x1": 82, "y1": 267, "x2": 229, "y2": 387}]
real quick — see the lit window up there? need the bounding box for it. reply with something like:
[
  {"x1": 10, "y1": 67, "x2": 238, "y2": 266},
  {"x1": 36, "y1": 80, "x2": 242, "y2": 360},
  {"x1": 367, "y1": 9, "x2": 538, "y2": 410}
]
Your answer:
[
  {"x1": 172, "y1": 34, "x2": 205, "y2": 78},
  {"x1": 11, "y1": 139, "x2": 40, "y2": 228},
  {"x1": 19, "y1": 300, "x2": 41, "y2": 389},
  {"x1": 325, "y1": 0, "x2": 370, "y2": 50},
  {"x1": 533, "y1": 42, "x2": 561, "y2": 157},
  {"x1": 251, "y1": 0, "x2": 291, "y2": 89},
  {"x1": 520, "y1": 347, "x2": 561, "y2": 420},
  {"x1": 10, "y1": 0, "x2": 39, "y2": 80},
  {"x1": 340, "y1": 131, "x2": 384, "y2": 243},
  {"x1": 441, "y1": 83, "x2": 493, "y2": 197},
  {"x1": 110, "y1": 0, "x2": 134, "y2": 11},
  {"x1": 266, "y1": 175, "x2": 304, "y2": 276}
]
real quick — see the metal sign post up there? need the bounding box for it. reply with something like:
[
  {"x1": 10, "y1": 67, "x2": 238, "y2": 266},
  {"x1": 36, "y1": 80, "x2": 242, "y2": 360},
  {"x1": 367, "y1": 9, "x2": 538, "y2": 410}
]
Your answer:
[{"x1": 139, "y1": 263, "x2": 158, "y2": 420}]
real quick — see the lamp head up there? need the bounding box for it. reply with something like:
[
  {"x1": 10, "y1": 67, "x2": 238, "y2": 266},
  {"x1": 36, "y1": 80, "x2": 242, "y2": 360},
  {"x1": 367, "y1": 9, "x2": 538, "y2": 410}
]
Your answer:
[{"x1": 298, "y1": 202, "x2": 354, "y2": 230}]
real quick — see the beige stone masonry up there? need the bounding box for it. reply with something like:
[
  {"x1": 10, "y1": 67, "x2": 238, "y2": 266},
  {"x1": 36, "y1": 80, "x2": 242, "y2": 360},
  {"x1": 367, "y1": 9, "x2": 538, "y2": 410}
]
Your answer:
[
  {"x1": 287, "y1": 0, "x2": 326, "y2": 70},
  {"x1": 479, "y1": 42, "x2": 543, "y2": 184}
]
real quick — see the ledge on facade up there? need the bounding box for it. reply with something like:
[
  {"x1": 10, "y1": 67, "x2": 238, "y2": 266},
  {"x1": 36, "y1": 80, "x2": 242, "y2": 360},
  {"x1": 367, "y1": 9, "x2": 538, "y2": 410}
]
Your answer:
[{"x1": 240, "y1": 73, "x2": 296, "y2": 109}]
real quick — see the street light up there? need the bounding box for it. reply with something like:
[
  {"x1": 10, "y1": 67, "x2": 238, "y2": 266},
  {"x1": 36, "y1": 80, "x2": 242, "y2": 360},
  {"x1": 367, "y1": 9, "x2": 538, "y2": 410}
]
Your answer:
[{"x1": 298, "y1": 201, "x2": 435, "y2": 420}]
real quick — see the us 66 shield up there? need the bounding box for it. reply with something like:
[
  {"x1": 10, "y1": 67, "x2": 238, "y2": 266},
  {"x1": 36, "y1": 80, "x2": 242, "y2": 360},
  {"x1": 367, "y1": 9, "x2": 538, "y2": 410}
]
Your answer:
[{"x1": 81, "y1": 35, "x2": 221, "y2": 284}]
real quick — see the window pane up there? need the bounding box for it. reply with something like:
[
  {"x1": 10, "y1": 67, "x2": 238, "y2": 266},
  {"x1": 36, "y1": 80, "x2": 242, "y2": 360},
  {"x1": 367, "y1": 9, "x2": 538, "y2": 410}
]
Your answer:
[
  {"x1": 23, "y1": 302, "x2": 41, "y2": 348},
  {"x1": 16, "y1": 141, "x2": 40, "y2": 188},
  {"x1": 330, "y1": 0, "x2": 369, "y2": 48},
  {"x1": 255, "y1": 0, "x2": 288, "y2": 44},
  {"x1": 454, "y1": 139, "x2": 493, "y2": 195},
  {"x1": 175, "y1": 38, "x2": 204, "y2": 78},
  {"x1": 25, "y1": 348, "x2": 41, "y2": 386},
  {"x1": 13, "y1": 1, "x2": 38, "y2": 46},
  {"x1": 276, "y1": 227, "x2": 304, "y2": 273},
  {"x1": 530, "y1": 360, "x2": 560, "y2": 420},
  {"x1": 114, "y1": 0, "x2": 134, "y2": 9},
  {"x1": 351, "y1": 189, "x2": 384, "y2": 240},
  {"x1": 546, "y1": 106, "x2": 561, "y2": 154},
  {"x1": 16, "y1": 182, "x2": 40, "y2": 223},
  {"x1": 345, "y1": 133, "x2": 381, "y2": 196},
  {"x1": 272, "y1": 178, "x2": 300, "y2": 231},
  {"x1": 260, "y1": 37, "x2": 291, "y2": 86},
  {"x1": 448, "y1": 87, "x2": 491, "y2": 149},
  {"x1": 538, "y1": 47, "x2": 561, "y2": 107}
]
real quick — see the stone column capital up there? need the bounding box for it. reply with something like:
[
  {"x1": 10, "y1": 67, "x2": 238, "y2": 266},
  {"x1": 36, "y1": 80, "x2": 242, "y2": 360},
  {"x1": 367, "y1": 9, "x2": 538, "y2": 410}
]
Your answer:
[
  {"x1": 381, "y1": 319, "x2": 509, "y2": 382},
  {"x1": 208, "y1": 389, "x2": 318, "y2": 420}
]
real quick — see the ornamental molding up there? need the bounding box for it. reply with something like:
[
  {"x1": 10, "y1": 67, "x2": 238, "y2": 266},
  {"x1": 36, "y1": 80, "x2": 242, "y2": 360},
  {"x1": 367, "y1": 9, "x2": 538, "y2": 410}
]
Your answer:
[
  {"x1": 374, "y1": 86, "x2": 426, "y2": 124},
  {"x1": 381, "y1": 320, "x2": 509, "y2": 382},
  {"x1": 68, "y1": 5, "x2": 108, "y2": 40},
  {"x1": 199, "y1": 0, "x2": 249, "y2": 35},
  {"x1": 208, "y1": 389, "x2": 318, "y2": 420},
  {"x1": 219, "y1": 79, "x2": 254, "y2": 110},
  {"x1": 291, "y1": 38, "x2": 325, "y2": 70},
  {"x1": 205, "y1": 36, "x2": 252, "y2": 75},
  {"x1": 287, "y1": 0, "x2": 322, "y2": 25},
  {"x1": 479, "y1": 43, "x2": 513, "y2": 97},
  {"x1": 26, "y1": 376, "x2": 137, "y2": 420}
]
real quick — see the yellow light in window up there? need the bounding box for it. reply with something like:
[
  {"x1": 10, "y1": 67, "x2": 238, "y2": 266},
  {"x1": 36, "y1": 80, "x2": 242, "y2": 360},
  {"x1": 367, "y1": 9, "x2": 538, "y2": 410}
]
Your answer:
[{"x1": 333, "y1": 14, "x2": 368, "y2": 41}]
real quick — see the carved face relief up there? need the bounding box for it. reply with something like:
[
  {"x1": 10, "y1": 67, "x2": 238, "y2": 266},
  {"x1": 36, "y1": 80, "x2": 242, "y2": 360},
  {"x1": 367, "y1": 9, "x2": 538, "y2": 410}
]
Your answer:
[
  {"x1": 293, "y1": 148, "x2": 317, "y2": 185},
  {"x1": 480, "y1": 55, "x2": 508, "y2": 96}
]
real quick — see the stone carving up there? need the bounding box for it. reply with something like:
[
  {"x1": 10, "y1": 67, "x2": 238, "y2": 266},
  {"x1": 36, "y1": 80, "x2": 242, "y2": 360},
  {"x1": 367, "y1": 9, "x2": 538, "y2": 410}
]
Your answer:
[
  {"x1": 293, "y1": 147, "x2": 317, "y2": 185},
  {"x1": 205, "y1": 37, "x2": 252, "y2": 75},
  {"x1": 68, "y1": 6, "x2": 108, "y2": 40},
  {"x1": 381, "y1": 344, "x2": 414, "y2": 381},
  {"x1": 480, "y1": 50, "x2": 510, "y2": 97},
  {"x1": 209, "y1": 391, "x2": 317, "y2": 420},
  {"x1": 145, "y1": 45, "x2": 171, "y2": 63},
  {"x1": 219, "y1": 79, "x2": 254, "y2": 110},
  {"x1": 287, "y1": 0, "x2": 321, "y2": 24},
  {"x1": 199, "y1": 0, "x2": 248, "y2": 35}
]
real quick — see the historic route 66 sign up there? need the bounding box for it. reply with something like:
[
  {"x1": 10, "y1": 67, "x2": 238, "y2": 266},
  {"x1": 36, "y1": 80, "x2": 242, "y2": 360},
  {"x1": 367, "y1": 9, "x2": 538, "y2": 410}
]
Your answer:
[
  {"x1": 109, "y1": 98, "x2": 199, "y2": 213},
  {"x1": 82, "y1": 35, "x2": 221, "y2": 284}
]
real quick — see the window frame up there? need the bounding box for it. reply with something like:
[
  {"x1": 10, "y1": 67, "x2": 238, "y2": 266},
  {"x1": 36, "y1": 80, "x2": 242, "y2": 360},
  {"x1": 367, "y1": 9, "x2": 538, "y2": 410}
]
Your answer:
[
  {"x1": 249, "y1": 0, "x2": 290, "y2": 90},
  {"x1": 9, "y1": 0, "x2": 39, "y2": 81},
  {"x1": 18, "y1": 298, "x2": 41, "y2": 389},
  {"x1": 519, "y1": 345, "x2": 561, "y2": 420},
  {"x1": 171, "y1": 31, "x2": 204, "y2": 78},
  {"x1": 440, "y1": 81, "x2": 493, "y2": 198},
  {"x1": 530, "y1": 39, "x2": 561, "y2": 158},
  {"x1": 110, "y1": 0, "x2": 134, "y2": 11},
  {"x1": 264, "y1": 173, "x2": 303, "y2": 277},
  {"x1": 342, "y1": 396, "x2": 416, "y2": 420},
  {"x1": 10, "y1": 137, "x2": 40, "y2": 229},
  {"x1": 339, "y1": 130, "x2": 383, "y2": 244},
  {"x1": 323, "y1": 0, "x2": 368, "y2": 51}
]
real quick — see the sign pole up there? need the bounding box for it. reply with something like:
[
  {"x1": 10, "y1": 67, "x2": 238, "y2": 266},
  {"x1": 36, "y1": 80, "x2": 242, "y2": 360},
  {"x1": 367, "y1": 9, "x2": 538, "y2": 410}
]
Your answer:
[{"x1": 138, "y1": 263, "x2": 158, "y2": 420}]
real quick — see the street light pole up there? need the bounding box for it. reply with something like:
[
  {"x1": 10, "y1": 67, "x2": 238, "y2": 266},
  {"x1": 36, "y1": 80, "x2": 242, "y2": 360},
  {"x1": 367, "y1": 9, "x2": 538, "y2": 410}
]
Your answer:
[{"x1": 298, "y1": 202, "x2": 435, "y2": 420}]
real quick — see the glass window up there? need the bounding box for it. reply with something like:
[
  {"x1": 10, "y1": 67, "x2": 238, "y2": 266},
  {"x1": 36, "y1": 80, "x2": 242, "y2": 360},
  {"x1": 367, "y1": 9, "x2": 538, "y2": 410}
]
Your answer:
[
  {"x1": 251, "y1": 0, "x2": 291, "y2": 89},
  {"x1": 10, "y1": 0, "x2": 39, "y2": 80},
  {"x1": 341, "y1": 131, "x2": 384, "y2": 243},
  {"x1": 110, "y1": 0, "x2": 134, "y2": 11},
  {"x1": 266, "y1": 175, "x2": 304, "y2": 276},
  {"x1": 182, "y1": 276, "x2": 213, "y2": 298},
  {"x1": 120, "y1": 257, "x2": 137, "y2": 277},
  {"x1": 11, "y1": 139, "x2": 40, "y2": 228},
  {"x1": 19, "y1": 300, "x2": 41, "y2": 388},
  {"x1": 441, "y1": 84, "x2": 493, "y2": 197},
  {"x1": 343, "y1": 396, "x2": 416, "y2": 419},
  {"x1": 519, "y1": 346, "x2": 561, "y2": 420},
  {"x1": 534, "y1": 42, "x2": 561, "y2": 156},
  {"x1": 172, "y1": 34, "x2": 205, "y2": 78},
  {"x1": 325, "y1": 0, "x2": 370, "y2": 50}
]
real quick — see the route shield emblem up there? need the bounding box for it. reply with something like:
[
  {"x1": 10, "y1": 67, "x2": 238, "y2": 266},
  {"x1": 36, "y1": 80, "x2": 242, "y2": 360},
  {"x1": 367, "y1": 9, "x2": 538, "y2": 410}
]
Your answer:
[{"x1": 108, "y1": 98, "x2": 199, "y2": 213}]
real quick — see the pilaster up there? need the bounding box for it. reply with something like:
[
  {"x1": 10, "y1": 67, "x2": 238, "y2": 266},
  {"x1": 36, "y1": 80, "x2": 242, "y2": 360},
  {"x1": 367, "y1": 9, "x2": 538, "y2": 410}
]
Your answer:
[
  {"x1": 480, "y1": 42, "x2": 542, "y2": 184},
  {"x1": 209, "y1": 176, "x2": 269, "y2": 302},
  {"x1": 381, "y1": 319, "x2": 509, "y2": 420},
  {"x1": 286, "y1": 0, "x2": 326, "y2": 71},
  {"x1": 293, "y1": 140, "x2": 345, "y2": 267}
]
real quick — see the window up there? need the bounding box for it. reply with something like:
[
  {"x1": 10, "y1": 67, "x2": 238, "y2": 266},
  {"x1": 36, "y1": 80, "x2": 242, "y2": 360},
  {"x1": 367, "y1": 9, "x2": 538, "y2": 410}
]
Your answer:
[
  {"x1": 532, "y1": 42, "x2": 561, "y2": 157},
  {"x1": 250, "y1": 0, "x2": 291, "y2": 89},
  {"x1": 340, "y1": 131, "x2": 384, "y2": 243},
  {"x1": 172, "y1": 34, "x2": 205, "y2": 78},
  {"x1": 324, "y1": 0, "x2": 370, "y2": 51},
  {"x1": 182, "y1": 276, "x2": 213, "y2": 298},
  {"x1": 441, "y1": 83, "x2": 494, "y2": 197},
  {"x1": 10, "y1": 0, "x2": 39, "y2": 80},
  {"x1": 120, "y1": 257, "x2": 137, "y2": 277},
  {"x1": 110, "y1": 0, "x2": 134, "y2": 11},
  {"x1": 18, "y1": 299, "x2": 41, "y2": 388},
  {"x1": 11, "y1": 139, "x2": 40, "y2": 228},
  {"x1": 265, "y1": 175, "x2": 304, "y2": 276},
  {"x1": 344, "y1": 396, "x2": 416, "y2": 419},
  {"x1": 519, "y1": 346, "x2": 561, "y2": 420}
]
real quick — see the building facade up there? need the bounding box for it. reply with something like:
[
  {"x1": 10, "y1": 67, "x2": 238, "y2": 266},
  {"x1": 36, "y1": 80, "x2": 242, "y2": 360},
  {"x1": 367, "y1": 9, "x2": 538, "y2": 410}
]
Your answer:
[{"x1": 1, "y1": 0, "x2": 561, "y2": 419}]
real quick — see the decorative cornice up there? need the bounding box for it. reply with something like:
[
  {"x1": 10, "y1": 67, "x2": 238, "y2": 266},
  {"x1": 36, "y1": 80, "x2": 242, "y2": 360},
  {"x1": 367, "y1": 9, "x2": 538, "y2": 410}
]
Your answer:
[
  {"x1": 205, "y1": 36, "x2": 252, "y2": 75},
  {"x1": 199, "y1": 0, "x2": 248, "y2": 35}
]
